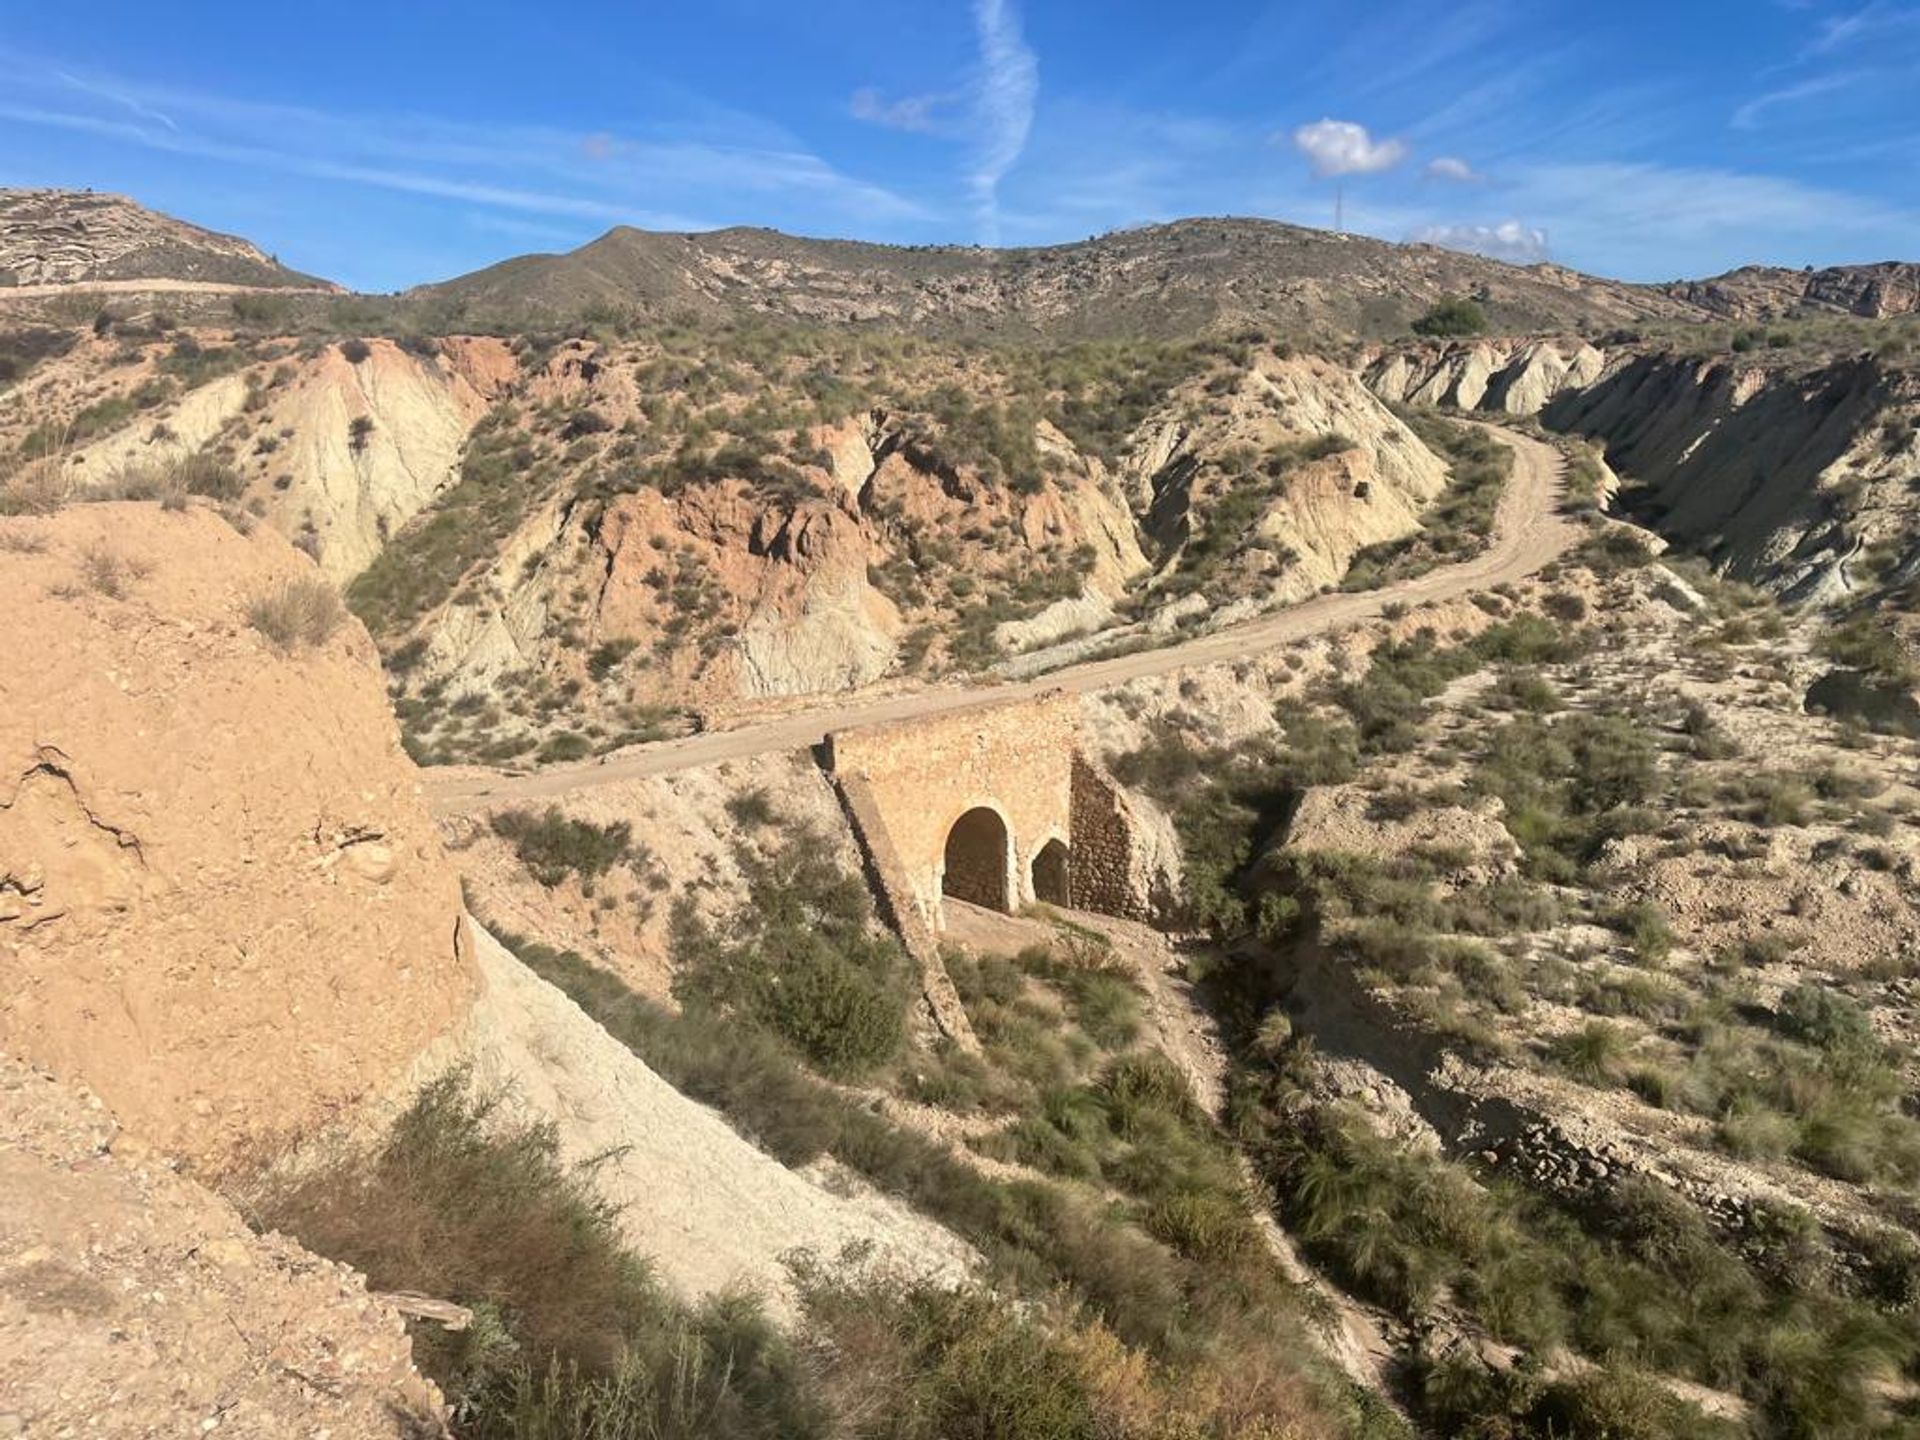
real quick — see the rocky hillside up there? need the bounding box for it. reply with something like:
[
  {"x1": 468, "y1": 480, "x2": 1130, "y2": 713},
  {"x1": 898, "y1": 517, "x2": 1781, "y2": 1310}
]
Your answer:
[
  {"x1": 1365, "y1": 337, "x2": 1920, "y2": 618},
  {"x1": 1665, "y1": 261, "x2": 1920, "y2": 322},
  {"x1": 1541, "y1": 351, "x2": 1920, "y2": 607},
  {"x1": 0, "y1": 492, "x2": 989, "y2": 1437},
  {"x1": 0, "y1": 188, "x2": 332, "y2": 290},
  {"x1": 361, "y1": 335, "x2": 1483, "y2": 762},
  {"x1": 1366, "y1": 336, "x2": 1609, "y2": 415},
  {"x1": 1083, "y1": 536, "x2": 1920, "y2": 1438},
  {"x1": 416, "y1": 216, "x2": 1705, "y2": 340},
  {"x1": 2, "y1": 313, "x2": 1499, "y2": 760}
]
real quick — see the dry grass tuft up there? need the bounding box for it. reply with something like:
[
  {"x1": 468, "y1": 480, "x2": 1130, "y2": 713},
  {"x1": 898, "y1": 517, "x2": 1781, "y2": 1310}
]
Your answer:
[
  {"x1": 76, "y1": 542, "x2": 150, "y2": 599},
  {"x1": 0, "y1": 528, "x2": 48, "y2": 554},
  {"x1": 247, "y1": 576, "x2": 344, "y2": 653}
]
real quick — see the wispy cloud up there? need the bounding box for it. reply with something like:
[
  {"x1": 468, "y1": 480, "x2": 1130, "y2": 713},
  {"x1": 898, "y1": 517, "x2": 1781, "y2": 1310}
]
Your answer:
[
  {"x1": 1804, "y1": 1, "x2": 1920, "y2": 55},
  {"x1": 0, "y1": 51, "x2": 930, "y2": 245},
  {"x1": 969, "y1": 0, "x2": 1040, "y2": 243},
  {"x1": 0, "y1": 100, "x2": 719, "y2": 231},
  {"x1": 55, "y1": 68, "x2": 177, "y2": 131},
  {"x1": 1290, "y1": 119, "x2": 1408, "y2": 177},
  {"x1": 464, "y1": 212, "x2": 594, "y2": 248},
  {"x1": 1504, "y1": 159, "x2": 1920, "y2": 274},
  {"x1": 1732, "y1": 71, "x2": 1860, "y2": 128}
]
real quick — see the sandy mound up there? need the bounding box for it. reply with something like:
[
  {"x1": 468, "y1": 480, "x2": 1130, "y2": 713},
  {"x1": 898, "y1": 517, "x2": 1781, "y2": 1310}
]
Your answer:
[
  {"x1": 0, "y1": 1054, "x2": 440, "y2": 1438},
  {"x1": 0, "y1": 503, "x2": 474, "y2": 1168}
]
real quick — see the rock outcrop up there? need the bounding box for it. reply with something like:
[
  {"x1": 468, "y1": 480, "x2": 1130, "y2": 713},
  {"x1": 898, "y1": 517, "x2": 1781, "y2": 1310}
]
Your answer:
[
  {"x1": 0, "y1": 188, "x2": 331, "y2": 289},
  {"x1": 1663, "y1": 261, "x2": 1920, "y2": 322},
  {"x1": 414, "y1": 401, "x2": 1148, "y2": 711},
  {"x1": 0, "y1": 502, "x2": 475, "y2": 1168},
  {"x1": 1364, "y1": 338, "x2": 1607, "y2": 415},
  {"x1": 64, "y1": 335, "x2": 516, "y2": 580},
  {"x1": 1133, "y1": 354, "x2": 1450, "y2": 606}
]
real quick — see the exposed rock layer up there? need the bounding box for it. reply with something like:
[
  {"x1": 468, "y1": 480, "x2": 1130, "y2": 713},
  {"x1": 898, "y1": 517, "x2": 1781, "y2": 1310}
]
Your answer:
[{"x1": 0, "y1": 188, "x2": 329, "y2": 289}]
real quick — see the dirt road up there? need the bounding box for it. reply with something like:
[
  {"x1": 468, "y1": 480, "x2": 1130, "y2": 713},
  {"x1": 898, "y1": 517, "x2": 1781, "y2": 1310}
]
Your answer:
[{"x1": 427, "y1": 425, "x2": 1576, "y2": 814}]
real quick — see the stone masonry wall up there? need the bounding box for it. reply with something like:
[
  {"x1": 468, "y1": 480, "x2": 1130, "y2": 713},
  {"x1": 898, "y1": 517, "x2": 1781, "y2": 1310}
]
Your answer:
[
  {"x1": 1068, "y1": 754, "x2": 1151, "y2": 920},
  {"x1": 825, "y1": 692, "x2": 1080, "y2": 930}
]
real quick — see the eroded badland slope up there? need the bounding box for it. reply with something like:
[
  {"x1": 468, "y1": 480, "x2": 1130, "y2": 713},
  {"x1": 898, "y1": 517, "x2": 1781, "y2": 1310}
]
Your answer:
[{"x1": 5, "y1": 191, "x2": 1920, "y2": 1440}]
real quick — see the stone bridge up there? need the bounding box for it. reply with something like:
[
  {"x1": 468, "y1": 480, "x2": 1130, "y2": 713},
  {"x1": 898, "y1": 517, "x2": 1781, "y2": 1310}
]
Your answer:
[{"x1": 822, "y1": 690, "x2": 1148, "y2": 936}]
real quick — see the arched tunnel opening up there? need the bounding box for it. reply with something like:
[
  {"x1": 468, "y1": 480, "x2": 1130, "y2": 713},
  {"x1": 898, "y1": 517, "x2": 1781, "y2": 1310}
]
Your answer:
[
  {"x1": 942, "y1": 806, "x2": 1012, "y2": 912},
  {"x1": 1031, "y1": 838, "x2": 1070, "y2": 907}
]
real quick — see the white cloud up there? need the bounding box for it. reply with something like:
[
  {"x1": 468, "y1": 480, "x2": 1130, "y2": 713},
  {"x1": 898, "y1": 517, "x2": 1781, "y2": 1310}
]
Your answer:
[
  {"x1": 1426, "y1": 155, "x2": 1480, "y2": 182},
  {"x1": 970, "y1": 0, "x2": 1039, "y2": 243},
  {"x1": 1290, "y1": 118, "x2": 1408, "y2": 178},
  {"x1": 850, "y1": 87, "x2": 953, "y2": 134},
  {"x1": 1413, "y1": 220, "x2": 1550, "y2": 264}
]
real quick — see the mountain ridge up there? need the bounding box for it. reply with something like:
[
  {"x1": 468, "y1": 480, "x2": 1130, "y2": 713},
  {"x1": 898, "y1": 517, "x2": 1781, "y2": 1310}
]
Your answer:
[{"x1": 408, "y1": 213, "x2": 1709, "y2": 340}]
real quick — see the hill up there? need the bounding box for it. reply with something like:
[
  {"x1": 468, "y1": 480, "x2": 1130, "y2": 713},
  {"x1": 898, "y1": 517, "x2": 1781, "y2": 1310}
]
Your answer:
[
  {"x1": 0, "y1": 187, "x2": 333, "y2": 290},
  {"x1": 412, "y1": 216, "x2": 1707, "y2": 340},
  {"x1": 1662, "y1": 260, "x2": 1920, "y2": 321}
]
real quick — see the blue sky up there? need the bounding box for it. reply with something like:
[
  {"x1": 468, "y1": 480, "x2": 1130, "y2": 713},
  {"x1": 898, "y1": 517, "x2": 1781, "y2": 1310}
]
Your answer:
[{"x1": 1, "y1": 1, "x2": 1915, "y2": 291}]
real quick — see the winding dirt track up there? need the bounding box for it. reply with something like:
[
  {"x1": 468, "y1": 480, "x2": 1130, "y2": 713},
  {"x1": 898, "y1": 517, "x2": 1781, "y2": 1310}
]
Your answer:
[{"x1": 426, "y1": 425, "x2": 1577, "y2": 814}]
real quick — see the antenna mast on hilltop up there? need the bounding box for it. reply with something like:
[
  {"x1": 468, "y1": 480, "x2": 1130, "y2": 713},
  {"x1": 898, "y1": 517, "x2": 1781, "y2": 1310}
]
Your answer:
[{"x1": 1334, "y1": 185, "x2": 1344, "y2": 236}]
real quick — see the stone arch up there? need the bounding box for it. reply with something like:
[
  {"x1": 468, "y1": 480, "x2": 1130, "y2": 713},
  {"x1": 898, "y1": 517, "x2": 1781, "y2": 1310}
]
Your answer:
[
  {"x1": 1031, "y1": 836, "x2": 1070, "y2": 906},
  {"x1": 942, "y1": 805, "x2": 1012, "y2": 912}
]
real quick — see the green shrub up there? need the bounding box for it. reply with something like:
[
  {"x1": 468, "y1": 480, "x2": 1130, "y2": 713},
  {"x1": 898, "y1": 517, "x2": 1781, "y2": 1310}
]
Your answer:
[
  {"x1": 491, "y1": 807, "x2": 632, "y2": 889},
  {"x1": 1820, "y1": 615, "x2": 1917, "y2": 686},
  {"x1": 723, "y1": 787, "x2": 777, "y2": 828},
  {"x1": 1412, "y1": 296, "x2": 1488, "y2": 338},
  {"x1": 1774, "y1": 983, "x2": 1873, "y2": 1053},
  {"x1": 671, "y1": 835, "x2": 908, "y2": 1078},
  {"x1": 513, "y1": 938, "x2": 1340, "y2": 1414},
  {"x1": 248, "y1": 1072, "x2": 820, "y2": 1437},
  {"x1": 1570, "y1": 529, "x2": 1655, "y2": 577},
  {"x1": 537, "y1": 732, "x2": 592, "y2": 763},
  {"x1": 1550, "y1": 1021, "x2": 1632, "y2": 1085},
  {"x1": 1611, "y1": 901, "x2": 1675, "y2": 967},
  {"x1": 586, "y1": 638, "x2": 637, "y2": 680}
]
